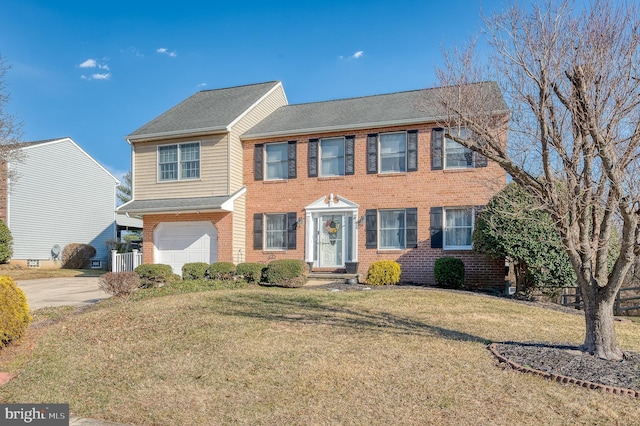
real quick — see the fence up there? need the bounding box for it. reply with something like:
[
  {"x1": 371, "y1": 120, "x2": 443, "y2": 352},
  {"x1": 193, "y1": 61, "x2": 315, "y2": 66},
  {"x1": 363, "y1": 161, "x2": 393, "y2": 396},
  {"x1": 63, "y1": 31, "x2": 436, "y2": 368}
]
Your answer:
[
  {"x1": 560, "y1": 286, "x2": 640, "y2": 316},
  {"x1": 111, "y1": 249, "x2": 143, "y2": 273}
]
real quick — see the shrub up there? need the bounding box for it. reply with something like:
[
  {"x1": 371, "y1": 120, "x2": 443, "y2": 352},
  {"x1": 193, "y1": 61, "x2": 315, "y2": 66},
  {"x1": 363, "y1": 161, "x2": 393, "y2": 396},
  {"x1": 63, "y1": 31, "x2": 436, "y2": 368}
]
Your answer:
[
  {"x1": 98, "y1": 272, "x2": 140, "y2": 297},
  {"x1": 0, "y1": 219, "x2": 13, "y2": 263},
  {"x1": 434, "y1": 257, "x2": 465, "y2": 289},
  {"x1": 182, "y1": 262, "x2": 209, "y2": 280},
  {"x1": 134, "y1": 264, "x2": 179, "y2": 288},
  {"x1": 209, "y1": 262, "x2": 236, "y2": 280},
  {"x1": 235, "y1": 262, "x2": 265, "y2": 284},
  {"x1": 264, "y1": 259, "x2": 308, "y2": 288},
  {"x1": 61, "y1": 243, "x2": 96, "y2": 269},
  {"x1": 0, "y1": 275, "x2": 31, "y2": 347},
  {"x1": 366, "y1": 260, "x2": 401, "y2": 286}
]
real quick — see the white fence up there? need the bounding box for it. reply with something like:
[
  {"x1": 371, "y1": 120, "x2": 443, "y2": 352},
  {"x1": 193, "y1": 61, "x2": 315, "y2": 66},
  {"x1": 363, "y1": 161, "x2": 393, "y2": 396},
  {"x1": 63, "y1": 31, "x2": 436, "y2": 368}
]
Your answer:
[{"x1": 111, "y1": 249, "x2": 143, "y2": 273}]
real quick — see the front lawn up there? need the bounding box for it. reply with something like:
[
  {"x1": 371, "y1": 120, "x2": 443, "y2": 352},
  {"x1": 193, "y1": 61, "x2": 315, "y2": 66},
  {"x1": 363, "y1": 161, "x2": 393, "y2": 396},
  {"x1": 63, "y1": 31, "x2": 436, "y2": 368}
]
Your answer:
[{"x1": 1, "y1": 286, "x2": 639, "y2": 425}]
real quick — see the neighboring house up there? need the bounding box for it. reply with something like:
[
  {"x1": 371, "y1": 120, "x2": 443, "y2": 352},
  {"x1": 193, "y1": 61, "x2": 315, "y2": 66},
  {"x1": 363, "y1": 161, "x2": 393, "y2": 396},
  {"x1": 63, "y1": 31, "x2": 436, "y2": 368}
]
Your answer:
[
  {"x1": 5, "y1": 137, "x2": 120, "y2": 268},
  {"x1": 119, "y1": 81, "x2": 507, "y2": 288}
]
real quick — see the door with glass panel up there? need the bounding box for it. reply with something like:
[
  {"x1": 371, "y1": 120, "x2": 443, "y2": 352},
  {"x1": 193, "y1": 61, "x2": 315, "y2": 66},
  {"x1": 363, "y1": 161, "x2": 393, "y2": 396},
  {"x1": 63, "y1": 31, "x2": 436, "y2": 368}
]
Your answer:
[{"x1": 319, "y1": 214, "x2": 343, "y2": 268}]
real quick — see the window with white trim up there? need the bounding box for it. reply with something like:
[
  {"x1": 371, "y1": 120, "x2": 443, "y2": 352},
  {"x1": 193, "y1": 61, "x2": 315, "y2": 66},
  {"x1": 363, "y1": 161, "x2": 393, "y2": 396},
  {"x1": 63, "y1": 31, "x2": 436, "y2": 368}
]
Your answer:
[
  {"x1": 380, "y1": 132, "x2": 407, "y2": 173},
  {"x1": 379, "y1": 209, "x2": 406, "y2": 249},
  {"x1": 444, "y1": 207, "x2": 473, "y2": 249},
  {"x1": 158, "y1": 142, "x2": 200, "y2": 181},
  {"x1": 264, "y1": 213, "x2": 287, "y2": 250},
  {"x1": 445, "y1": 127, "x2": 473, "y2": 169},
  {"x1": 265, "y1": 143, "x2": 289, "y2": 180},
  {"x1": 320, "y1": 137, "x2": 345, "y2": 176}
]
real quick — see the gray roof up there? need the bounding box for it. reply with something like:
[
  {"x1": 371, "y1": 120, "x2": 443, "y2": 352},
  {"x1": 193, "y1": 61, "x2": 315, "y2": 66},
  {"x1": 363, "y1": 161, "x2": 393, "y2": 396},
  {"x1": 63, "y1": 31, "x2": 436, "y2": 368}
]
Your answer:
[
  {"x1": 117, "y1": 188, "x2": 246, "y2": 215},
  {"x1": 242, "y1": 82, "x2": 506, "y2": 139},
  {"x1": 127, "y1": 81, "x2": 281, "y2": 141}
]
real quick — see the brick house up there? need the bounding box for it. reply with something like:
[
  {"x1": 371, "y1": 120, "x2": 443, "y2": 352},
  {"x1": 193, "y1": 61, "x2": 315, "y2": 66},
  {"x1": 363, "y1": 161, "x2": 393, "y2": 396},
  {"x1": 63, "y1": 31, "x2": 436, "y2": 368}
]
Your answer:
[{"x1": 119, "y1": 81, "x2": 507, "y2": 287}]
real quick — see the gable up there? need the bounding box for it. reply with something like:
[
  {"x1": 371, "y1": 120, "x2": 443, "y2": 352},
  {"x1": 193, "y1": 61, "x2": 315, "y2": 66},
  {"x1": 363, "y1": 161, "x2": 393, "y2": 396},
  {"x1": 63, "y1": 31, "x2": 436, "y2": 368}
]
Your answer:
[{"x1": 128, "y1": 81, "x2": 284, "y2": 141}]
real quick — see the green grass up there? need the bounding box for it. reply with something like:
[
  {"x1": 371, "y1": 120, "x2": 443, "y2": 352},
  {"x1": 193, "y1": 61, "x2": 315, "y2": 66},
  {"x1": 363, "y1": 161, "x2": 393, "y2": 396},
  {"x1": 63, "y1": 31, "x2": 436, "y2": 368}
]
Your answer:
[{"x1": 1, "y1": 286, "x2": 639, "y2": 425}]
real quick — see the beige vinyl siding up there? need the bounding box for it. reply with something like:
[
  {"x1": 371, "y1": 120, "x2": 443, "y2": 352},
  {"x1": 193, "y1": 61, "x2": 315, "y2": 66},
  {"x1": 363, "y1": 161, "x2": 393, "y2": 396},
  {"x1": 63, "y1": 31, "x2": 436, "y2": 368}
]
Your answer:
[
  {"x1": 232, "y1": 193, "x2": 246, "y2": 263},
  {"x1": 134, "y1": 134, "x2": 229, "y2": 200},
  {"x1": 228, "y1": 85, "x2": 287, "y2": 192}
]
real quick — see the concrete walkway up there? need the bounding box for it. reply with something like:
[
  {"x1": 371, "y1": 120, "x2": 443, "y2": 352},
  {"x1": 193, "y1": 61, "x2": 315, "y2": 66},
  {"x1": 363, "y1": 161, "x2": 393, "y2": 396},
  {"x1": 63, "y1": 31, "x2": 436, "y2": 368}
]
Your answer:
[{"x1": 16, "y1": 276, "x2": 110, "y2": 310}]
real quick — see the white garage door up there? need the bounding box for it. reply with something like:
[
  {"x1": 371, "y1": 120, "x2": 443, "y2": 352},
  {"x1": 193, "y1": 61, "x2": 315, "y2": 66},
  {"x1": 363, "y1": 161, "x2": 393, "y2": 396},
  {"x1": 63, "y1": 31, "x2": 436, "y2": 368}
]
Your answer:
[{"x1": 154, "y1": 221, "x2": 218, "y2": 275}]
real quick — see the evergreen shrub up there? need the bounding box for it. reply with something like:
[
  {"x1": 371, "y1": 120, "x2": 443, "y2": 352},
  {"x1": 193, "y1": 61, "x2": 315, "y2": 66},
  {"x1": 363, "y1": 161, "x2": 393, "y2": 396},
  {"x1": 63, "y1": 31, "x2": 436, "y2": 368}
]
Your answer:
[
  {"x1": 434, "y1": 257, "x2": 465, "y2": 289},
  {"x1": 235, "y1": 262, "x2": 265, "y2": 284},
  {"x1": 182, "y1": 262, "x2": 209, "y2": 280},
  {"x1": 264, "y1": 259, "x2": 308, "y2": 288},
  {"x1": 0, "y1": 275, "x2": 31, "y2": 347},
  {"x1": 366, "y1": 260, "x2": 401, "y2": 286}
]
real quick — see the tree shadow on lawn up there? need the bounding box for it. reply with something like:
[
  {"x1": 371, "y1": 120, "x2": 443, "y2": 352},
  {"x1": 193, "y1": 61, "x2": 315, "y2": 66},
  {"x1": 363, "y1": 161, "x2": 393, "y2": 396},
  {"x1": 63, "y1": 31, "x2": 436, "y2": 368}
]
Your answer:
[{"x1": 208, "y1": 292, "x2": 491, "y2": 345}]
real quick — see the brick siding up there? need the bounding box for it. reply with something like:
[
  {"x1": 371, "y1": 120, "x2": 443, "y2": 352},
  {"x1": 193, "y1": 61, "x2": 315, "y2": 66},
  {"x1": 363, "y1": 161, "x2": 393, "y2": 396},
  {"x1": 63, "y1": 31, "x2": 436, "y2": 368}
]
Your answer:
[{"x1": 243, "y1": 123, "x2": 507, "y2": 288}]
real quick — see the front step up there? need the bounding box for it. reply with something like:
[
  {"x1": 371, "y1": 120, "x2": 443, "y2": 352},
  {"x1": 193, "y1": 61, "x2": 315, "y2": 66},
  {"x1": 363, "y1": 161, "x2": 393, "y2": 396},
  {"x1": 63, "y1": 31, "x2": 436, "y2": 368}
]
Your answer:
[{"x1": 308, "y1": 272, "x2": 361, "y2": 283}]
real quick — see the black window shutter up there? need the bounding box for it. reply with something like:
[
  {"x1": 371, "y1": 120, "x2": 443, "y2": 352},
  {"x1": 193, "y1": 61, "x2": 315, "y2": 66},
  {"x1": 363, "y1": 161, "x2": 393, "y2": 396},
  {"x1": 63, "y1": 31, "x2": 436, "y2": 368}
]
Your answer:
[
  {"x1": 367, "y1": 134, "x2": 378, "y2": 174},
  {"x1": 253, "y1": 213, "x2": 263, "y2": 250},
  {"x1": 406, "y1": 208, "x2": 418, "y2": 248},
  {"x1": 287, "y1": 212, "x2": 297, "y2": 250},
  {"x1": 365, "y1": 209, "x2": 377, "y2": 248},
  {"x1": 474, "y1": 151, "x2": 488, "y2": 168},
  {"x1": 288, "y1": 141, "x2": 297, "y2": 179},
  {"x1": 430, "y1": 207, "x2": 443, "y2": 249},
  {"x1": 345, "y1": 136, "x2": 355, "y2": 175},
  {"x1": 254, "y1": 144, "x2": 264, "y2": 181},
  {"x1": 431, "y1": 129, "x2": 443, "y2": 170},
  {"x1": 308, "y1": 139, "x2": 318, "y2": 177},
  {"x1": 407, "y1": 130, "x2": 418, "y2": 172}
]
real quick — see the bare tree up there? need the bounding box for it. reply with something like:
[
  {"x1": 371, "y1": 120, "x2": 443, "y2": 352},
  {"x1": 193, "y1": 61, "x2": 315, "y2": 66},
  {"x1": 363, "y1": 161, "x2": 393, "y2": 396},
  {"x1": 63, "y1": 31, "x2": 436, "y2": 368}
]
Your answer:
[
  {"x1": 435, "y1": 0, "x2": 640, "y2": 360},
  {"x1": 0, "y1": 54, "x2": 24, "y2": 216}
]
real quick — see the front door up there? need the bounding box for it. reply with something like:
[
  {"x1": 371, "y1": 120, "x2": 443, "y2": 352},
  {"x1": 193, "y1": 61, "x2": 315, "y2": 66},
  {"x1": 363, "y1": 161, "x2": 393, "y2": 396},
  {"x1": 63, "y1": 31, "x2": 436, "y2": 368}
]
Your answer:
[{"x1": 319, "y1": 214, "x2": 343, "y2": 268}]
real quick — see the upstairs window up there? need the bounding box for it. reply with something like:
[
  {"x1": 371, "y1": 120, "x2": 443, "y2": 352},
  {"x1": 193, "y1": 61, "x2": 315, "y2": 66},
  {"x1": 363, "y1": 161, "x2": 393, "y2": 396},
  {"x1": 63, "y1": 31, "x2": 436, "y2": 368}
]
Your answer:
[
  {"x1": 367, "y1": 131, "x2": 418, "y2": 174},
  {"x1": 320, "y1": 137, "x2": 345, "y2": 176},
  {"x1": 254, "y1": 141, "x2": 297, "y2": 181},
  {"x1": 265, "y1": 143, "x2": 289, "y2": 180},
  {"x1": 379, "y1": 133, "x2": 407, "y2": 173},
  {"x1": 431, "y1": 127, "x2": 487, "y2": 170},
  {"x1": 158, "y1": 142, "x2": 200, "y2": 181}
]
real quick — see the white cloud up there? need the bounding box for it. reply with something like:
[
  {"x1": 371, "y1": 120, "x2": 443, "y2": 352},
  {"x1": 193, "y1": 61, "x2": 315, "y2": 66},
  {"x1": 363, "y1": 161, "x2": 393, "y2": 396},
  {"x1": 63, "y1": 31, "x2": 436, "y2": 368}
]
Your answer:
[
  {"x1": 157, "y1": 48, "x2": 177, "y2": 58},
  {"x1": 79, "y1": 58, "x2": 111, "y2": 80},
  {"x1": 339, "y1": 50, "x2": 364, "y2": 60},
  {"x1": 197, "y1": 83, "x2": 207, "y2": 88},
  {"x1": 81, "y1": 72, "x2": 111, "y2": 81},
  {"x1": 79, "y1": 59, "x2": 97, "y2": 68}
]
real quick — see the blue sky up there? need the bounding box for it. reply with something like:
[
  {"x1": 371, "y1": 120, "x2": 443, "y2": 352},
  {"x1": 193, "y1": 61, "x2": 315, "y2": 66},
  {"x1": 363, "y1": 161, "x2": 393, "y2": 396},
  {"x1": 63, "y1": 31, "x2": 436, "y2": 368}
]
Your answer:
[{"x1": 0, "y1": 0, "x2": 505, "y2": 180}]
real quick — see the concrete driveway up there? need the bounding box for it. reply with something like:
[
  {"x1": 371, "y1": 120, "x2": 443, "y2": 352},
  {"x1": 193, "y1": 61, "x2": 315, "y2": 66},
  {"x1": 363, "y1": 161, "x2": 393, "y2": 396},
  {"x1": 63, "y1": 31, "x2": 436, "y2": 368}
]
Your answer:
[{"x1": 16, "y1": 277, "x2": 110, "y2": 310}]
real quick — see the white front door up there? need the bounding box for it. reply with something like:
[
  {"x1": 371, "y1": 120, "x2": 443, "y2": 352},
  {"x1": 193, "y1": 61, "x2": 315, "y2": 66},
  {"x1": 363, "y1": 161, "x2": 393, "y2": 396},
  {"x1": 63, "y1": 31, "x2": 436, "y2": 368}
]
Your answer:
[{"x1": 318, "y1": 214, "x2": 344, "y2": 268}]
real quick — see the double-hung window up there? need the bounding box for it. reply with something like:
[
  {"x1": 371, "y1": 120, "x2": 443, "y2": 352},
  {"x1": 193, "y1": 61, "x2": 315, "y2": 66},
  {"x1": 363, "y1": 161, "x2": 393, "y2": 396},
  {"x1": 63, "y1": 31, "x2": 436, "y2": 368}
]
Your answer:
[
  {"x1": 365, "y1": 208, "x2": 418, "y2": 250},
  {"x1": 431, "y1": 127, "x2": 487, "y2": 170},
  {"x1": 444, "y1": 208, "x2": 473, "y2": 249},
  {"x1": 265, "y1": 143, "x2": 289, "y2": 180},
  {"x1": 379, "y1": 133, "x2": 407, "y2": 173},
  {"x1": 320, "y1": 137, "x2": 345, "y2": 176},
  {"x1": 158, "y1": 142, "x2": 200, "y2": 181},
  {"x1": 264, "y1": 214, "x2": 287, "y2": 250},
  {"x1": 366, "y1": 131, "x2": 418, "y2": 174},
  {"x1": 379, "y1": 210, "x2": 406, "y2": 249},
  {"x1": 445, "y1": 127, "x2": 473, "y2": 169}
]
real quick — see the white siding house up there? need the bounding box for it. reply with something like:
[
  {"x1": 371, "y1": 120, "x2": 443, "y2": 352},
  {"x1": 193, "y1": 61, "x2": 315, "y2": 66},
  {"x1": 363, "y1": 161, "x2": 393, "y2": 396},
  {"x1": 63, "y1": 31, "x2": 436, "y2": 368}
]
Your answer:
[{"x1": 7, "y1": 137, "x2": 119, "y2": 267}]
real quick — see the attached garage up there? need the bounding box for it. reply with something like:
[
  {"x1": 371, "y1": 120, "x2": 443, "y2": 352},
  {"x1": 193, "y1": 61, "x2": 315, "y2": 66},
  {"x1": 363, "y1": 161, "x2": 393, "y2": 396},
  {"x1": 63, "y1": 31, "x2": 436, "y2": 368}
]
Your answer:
[{"x1": 154, "y1": 221, "x2": 218, "y2": 275}]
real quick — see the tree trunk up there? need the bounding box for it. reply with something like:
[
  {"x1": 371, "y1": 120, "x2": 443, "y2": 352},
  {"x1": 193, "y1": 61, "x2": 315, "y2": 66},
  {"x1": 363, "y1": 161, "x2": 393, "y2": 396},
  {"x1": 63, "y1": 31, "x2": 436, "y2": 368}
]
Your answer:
[{"x1": 582, "y1": 292, "x2": 623, "y2": 361}]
